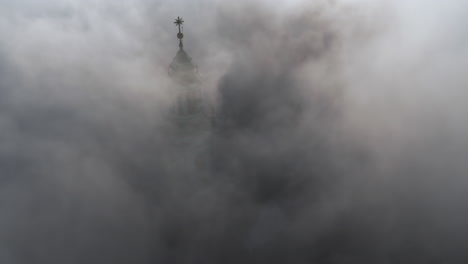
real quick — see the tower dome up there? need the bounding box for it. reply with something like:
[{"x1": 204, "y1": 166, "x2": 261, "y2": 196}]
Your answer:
[{"x1": 168, "y1": 16, "x2": 198, "y2": 83}]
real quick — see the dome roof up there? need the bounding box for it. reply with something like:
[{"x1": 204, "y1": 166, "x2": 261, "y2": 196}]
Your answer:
[
  {"x1": 169, "y1": 48, "x2": 196, "y2": 73},
  {"x1": 168, "y1": 48, "x2": 199, "y2": 83}
]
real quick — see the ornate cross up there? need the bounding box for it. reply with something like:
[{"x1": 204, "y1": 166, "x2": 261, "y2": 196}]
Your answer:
[
  {"x1": 174, "y1": 16, "x2": 184, "y2": 34},
  {"x1": 174, "y1": 16, "x2": 185, "y2": 48}
]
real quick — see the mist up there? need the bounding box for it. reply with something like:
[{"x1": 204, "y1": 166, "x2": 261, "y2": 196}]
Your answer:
[{"x1": 1, "y1": 0, "x2": 468, "y2": 263}]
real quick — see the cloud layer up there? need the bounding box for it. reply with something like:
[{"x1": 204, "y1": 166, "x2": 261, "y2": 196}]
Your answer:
[{"x1": 0, "y1": 0, "x2": 467, "y2": 263}]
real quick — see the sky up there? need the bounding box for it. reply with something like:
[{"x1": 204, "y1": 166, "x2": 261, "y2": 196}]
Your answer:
[{"x1": 1, "y1": 0, "x2": 468, "y2": 263}]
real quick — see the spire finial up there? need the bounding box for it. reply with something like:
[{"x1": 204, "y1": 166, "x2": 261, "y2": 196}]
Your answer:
[{"x1": 174, "y1": 16, "x2": 185, "y2": 49}]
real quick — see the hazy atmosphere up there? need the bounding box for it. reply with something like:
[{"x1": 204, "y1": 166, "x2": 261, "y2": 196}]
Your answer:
[{"x1": 1, "y1": 0, "x2": 468, "y2": 263}]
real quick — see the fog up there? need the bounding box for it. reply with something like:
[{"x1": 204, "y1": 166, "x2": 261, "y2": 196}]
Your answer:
[{"x1": 0, "y1": 0, "x2": 467, "y2": 263}]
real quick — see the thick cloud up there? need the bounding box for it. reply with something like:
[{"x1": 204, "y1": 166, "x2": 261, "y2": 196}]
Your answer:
[{"x1": 0, "y1": 0, "x2": 467, "y2": 263}]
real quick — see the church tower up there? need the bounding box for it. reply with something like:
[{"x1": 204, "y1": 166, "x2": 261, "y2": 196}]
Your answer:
[{"x1": 168, "y1": 17, "x2": 212, "y2": 144}]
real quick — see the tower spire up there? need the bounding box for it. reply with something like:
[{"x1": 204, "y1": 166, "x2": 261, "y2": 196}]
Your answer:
[
  {"x1": 169, "y1": 16, "x2": 197, "y2": 78},
  {"x1": 174, "y1": 16, "x2": 185, "y2": 49}
]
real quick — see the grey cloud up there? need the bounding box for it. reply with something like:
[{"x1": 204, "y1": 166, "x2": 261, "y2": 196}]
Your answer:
[{"x1": 0, "y1": 0, "x2": 467, "y2": 263}]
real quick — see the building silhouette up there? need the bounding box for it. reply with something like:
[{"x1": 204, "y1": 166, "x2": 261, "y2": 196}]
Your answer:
[{"x1": 167, "y1": 16, "x2": 213, "y2": 158}]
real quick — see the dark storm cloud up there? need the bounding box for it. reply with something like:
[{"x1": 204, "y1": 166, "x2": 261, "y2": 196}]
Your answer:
[{"x1": 1, "y1": 0, "x2": 468, "y2": 263}]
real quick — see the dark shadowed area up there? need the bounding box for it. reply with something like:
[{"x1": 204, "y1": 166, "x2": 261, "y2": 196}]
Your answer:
[{"x1": 1, "y1": 0, "x2": 468, "y2": 263}]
